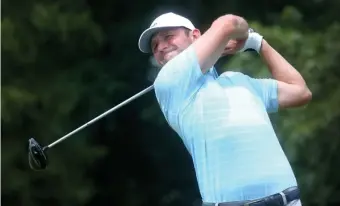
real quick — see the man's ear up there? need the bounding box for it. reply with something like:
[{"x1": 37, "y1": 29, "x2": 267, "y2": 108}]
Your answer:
[{"x1": 191, "y1": 29, "x2": 201, "y2": 41}]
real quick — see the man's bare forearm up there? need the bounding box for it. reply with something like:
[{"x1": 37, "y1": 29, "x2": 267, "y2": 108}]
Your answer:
[
  {"x1": 260, "y1": 39, "x2": 307, "y2": 87},
  {"x1": 259, "y1": 39, "x2": 312, "y2": 107},
  {"x1": 194, "y1": 14, "x2": 249, "y2": 73}
]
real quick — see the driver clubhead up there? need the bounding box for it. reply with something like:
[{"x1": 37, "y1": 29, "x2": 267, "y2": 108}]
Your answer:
[{"x1": 28, "y1": 138, "x2": 48, "y2": 171}]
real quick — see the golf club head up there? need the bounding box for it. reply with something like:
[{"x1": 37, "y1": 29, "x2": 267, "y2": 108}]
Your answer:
[{"x1": 28, "y1": 138, "x2": 48, "y2": 171}]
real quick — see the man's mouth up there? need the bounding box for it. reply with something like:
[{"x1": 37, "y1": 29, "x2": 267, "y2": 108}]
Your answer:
[{"x1": 164, "y1": 50, "x2": 175, "y2": 60}]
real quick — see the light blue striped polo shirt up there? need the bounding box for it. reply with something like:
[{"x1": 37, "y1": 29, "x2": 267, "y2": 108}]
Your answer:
[{"x1": 153, "y1": 45, "x2": 298, "y2": 203}]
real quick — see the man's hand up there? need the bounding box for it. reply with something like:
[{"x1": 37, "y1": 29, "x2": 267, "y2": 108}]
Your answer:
[
  {"x1": 191, "y1": 14, "x2": 250, "y2": 73},
  {"x1": 239, "y1": 29, "x2": 263, "y2": 53},
  {"x1": 221, "y1": 29, "x2": 264, "y2": 56},
  {"x1": 221, "y1": 38, "x2": 247, "y2": 56}
]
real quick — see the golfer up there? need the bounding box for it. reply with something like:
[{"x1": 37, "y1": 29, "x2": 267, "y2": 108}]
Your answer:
[{"x1": 138, "y1": 12, "x2": 312, "y2": 206}]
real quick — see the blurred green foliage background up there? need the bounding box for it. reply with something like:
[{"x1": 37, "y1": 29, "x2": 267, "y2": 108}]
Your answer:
[{"x1": 2, "y1": 0, "x2": 340, "y2": 205}]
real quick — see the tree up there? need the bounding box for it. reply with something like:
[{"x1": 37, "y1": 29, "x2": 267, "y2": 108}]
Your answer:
[{"x1": 2, "y1": 0, "x2": 340, "y2": 205}]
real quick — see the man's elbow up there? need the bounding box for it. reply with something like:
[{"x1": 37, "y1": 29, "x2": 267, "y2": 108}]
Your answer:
[
  {"x1": 279, "y1": 85, "x2": 312, "y2": 109},
  {"x1": 300, "y1": 86, "x2": 312, "y2": 105}
]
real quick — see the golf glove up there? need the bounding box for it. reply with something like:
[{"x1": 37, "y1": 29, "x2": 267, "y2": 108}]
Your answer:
[{"x1": 239, "y1": 28, "x2": 263, "y2": 53}]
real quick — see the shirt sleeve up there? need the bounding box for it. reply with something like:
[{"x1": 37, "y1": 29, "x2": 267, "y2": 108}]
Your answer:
[
  {"x1": 241, "y1": 73, "x2": 279, "y2": 113},
  {"x1": 153, "y1": 45, "x2": 204, "y2": 115}
]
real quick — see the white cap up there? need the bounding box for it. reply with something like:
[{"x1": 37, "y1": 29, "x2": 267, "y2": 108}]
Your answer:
[{"x1": 138, "y1": 12, "x2": 195, "y2": 53}]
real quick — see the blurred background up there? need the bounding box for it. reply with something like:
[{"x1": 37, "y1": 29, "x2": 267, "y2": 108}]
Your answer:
[{"x1": 2, "y1": 0, "x2": 340, "y2": 205}]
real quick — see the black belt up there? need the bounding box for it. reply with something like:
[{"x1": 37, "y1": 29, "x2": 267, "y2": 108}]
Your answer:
[{"x1": 203, "y1": 186, "x2": 300, "y2": 206}]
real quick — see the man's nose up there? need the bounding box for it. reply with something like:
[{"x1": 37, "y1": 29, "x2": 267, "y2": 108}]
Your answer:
[{"x1": 158, "y1": 41, "x2": 169, "y2": 52}]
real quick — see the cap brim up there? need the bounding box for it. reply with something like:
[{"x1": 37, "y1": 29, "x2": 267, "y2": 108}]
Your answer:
[{"x1": 138, "y1": 26, "x2": 177, "y2": 53}]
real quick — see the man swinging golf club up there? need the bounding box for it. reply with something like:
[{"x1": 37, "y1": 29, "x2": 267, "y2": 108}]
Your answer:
[{"x1": 138, "y1": 12, "x2": 312, "y2": 206}]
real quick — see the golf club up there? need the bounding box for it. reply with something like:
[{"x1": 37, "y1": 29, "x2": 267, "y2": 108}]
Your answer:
[{"x1": 28, "y1": 85, "x2": 154, "y2": 171}]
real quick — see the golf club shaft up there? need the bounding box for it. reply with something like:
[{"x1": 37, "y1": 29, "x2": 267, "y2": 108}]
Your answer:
[{"x1": 47, "y1": 85, "x2": 154, "y2": 149}]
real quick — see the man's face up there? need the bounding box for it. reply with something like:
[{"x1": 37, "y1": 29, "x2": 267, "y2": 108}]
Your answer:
[{"x1": 151, "y1": 27, "x2": 197, "y2": 66}]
